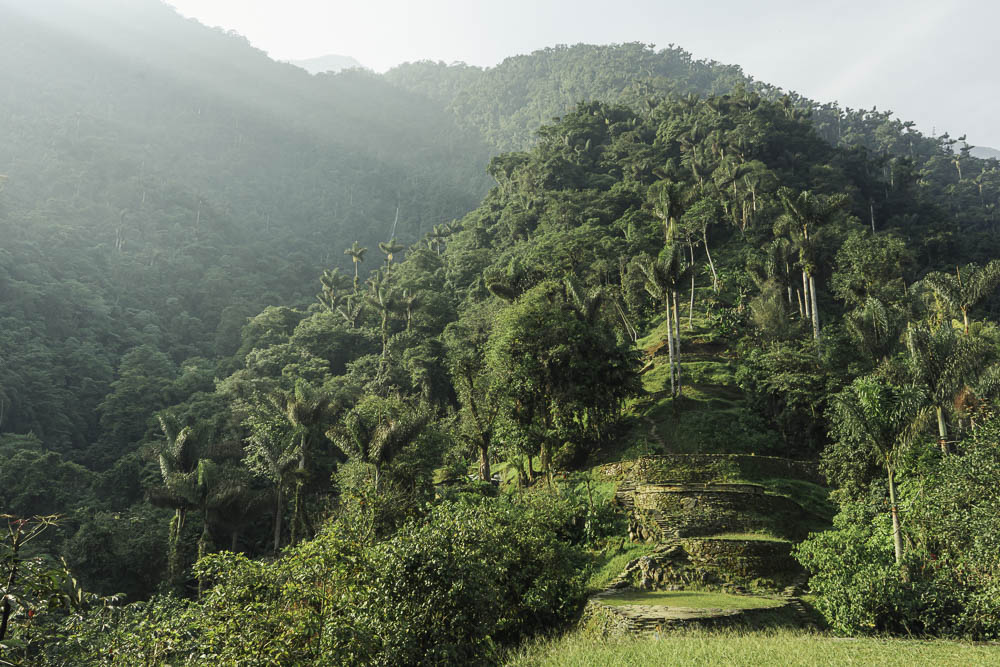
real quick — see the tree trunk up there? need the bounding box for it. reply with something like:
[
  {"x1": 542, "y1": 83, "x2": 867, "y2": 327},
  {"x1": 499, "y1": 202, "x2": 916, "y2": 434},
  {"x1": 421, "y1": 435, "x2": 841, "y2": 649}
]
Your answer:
[
  {"x1": 936, "y1": 406, "x2": 949, "y2": 454},
  {"x1": 197, "y1": 509, "x2": 210, "y2": 598},
  {"x1": 809, "y1": 273, "x2": 821, "y2": 351},
  {"x1": 888, "y1": 468, "x2": 903, "y2": 566},
  {"x1": 672, "y1": 289, "x2": 682, "y2": 395},
  {"x1": 273, "y1": 484, "x2": 284, "y2": 554},
  {"x1": 703, "y1": 229, "x2": 719, "y2": 292},
  {"x1": 802, "y1": 271, "x2": 811, "y2": 320},
  {"x1": 796, "y1": 288, "x2": 805, "y2": 319},
  {"x1": 962, "y1": 307, "x2": 970, "y2": 335},
  {"x1": 290, "y1": 481, "x2": 302, "y2": 546},
  {"x1": 0, "y1": 543, "x2": 19, "y2": 642},
  {"x1": 665, "y1": 304, "x2": 676, "y2": 397},
  {"x1": 615, "y1": 299, "x2": 637, "y2": 342},
  {"x1": 688, "y1": 244, "x2": 696, "y2": 330},
  {"x1": 478, "y1": 441, "x2": 491, "y2": 483}
]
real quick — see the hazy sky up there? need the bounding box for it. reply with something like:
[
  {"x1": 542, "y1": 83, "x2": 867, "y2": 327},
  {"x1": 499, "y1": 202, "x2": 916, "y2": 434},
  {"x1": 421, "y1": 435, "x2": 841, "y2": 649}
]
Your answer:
[{"x1": 166, "y1": 0, "x2": 1000, "y2": 148}]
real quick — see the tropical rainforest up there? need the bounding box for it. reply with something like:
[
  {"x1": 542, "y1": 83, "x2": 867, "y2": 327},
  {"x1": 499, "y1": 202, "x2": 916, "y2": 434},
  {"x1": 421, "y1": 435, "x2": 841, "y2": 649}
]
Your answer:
[{"x1": 2, "y1": 1, "x2": 1000, "y2": 664}]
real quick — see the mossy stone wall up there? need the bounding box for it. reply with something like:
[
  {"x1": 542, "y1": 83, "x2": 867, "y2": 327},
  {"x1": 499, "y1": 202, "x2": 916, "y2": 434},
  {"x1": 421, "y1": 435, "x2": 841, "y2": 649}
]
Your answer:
[
  {"x1": 632, "y1": 484, "x2": 812, "y2": 540},
  {"x1": 600, "y1": 455, "x2": 823, "y2": 485}
]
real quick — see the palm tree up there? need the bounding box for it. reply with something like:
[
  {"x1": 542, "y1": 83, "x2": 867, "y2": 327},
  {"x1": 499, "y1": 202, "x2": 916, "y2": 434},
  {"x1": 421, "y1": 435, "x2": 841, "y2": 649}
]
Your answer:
[
  {"x1": 377, "y1": 238, "x2": 404, "y2": 272},
  {"x1": 190, "y1": 459, "x2": 250, "y2": 596},
  {"x1": 365, "y1": 277, "x2": 400, "y2": 357},
  {"x1": 562, "y1": 275, "x2": 605, "y2": 325},
  {"x1": 151, "y1": 416, "x2": 200, "y2": 590},
  {"x1": 906, "y1": 323, "x2": 989, "y2": 453},
  {"x1": 766, "y1": 237, "x2": 798, "y2": 314},
  {"x1": 776, "y1": 188, "x2": 848, "y2": 354},
  {"x1": 244, "y1": 414, "x2": 300, "y2": 554},
  {"x1": 922, "y1": 261, "x2": 1000, "y2": 335},
  {"x1": 680, "y1": 197, "x2": 720, "y2": 292},
  {"x1": 647, "y1": 179, "x2": 690, "y2": 245},
  {"x1": 637, "y1": 244, "x2": 686, "y2": 397},
  {"x1": 429, "y1": 223, "x2": 452, "y2": 255},
  {"x1": 317, "y1": 267, "x2": 351, "y2": 312},
  {"x1": 151, "y1": 416, "x2": 247, "y2": 594},
  {"x1": 832, "y1": 377, "x2": 931, "y2": 565},
  {"x1": 327, "y1": 400, "x2": 431, "y2": 494},
  {"x1": 344, "y1": 241, "x2": 368, "y2": 290},
  {"x1": 270, "y1": 382, "x2": 335, "y2": 545},
  {"x1": 401, "y1": 288, "x2": 422, "y2": 331}
]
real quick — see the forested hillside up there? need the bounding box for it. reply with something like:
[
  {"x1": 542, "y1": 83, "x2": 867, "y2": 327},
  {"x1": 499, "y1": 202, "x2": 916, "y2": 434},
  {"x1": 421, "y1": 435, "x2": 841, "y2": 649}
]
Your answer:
[
  {"x1": 0, "y1": 0, "x2": 491, "y2": 458},
  {"x1": 3, "y1": 2, "x2": 1000, "y2": 664}
]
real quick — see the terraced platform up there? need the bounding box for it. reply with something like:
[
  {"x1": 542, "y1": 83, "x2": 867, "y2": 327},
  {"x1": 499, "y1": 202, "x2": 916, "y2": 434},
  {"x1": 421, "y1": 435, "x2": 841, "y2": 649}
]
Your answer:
[
  {"x1": 584, "y1": 454, "x2": 828, "y2": 636},
  {"x1": 583, "y1": 590, "x2": 794, "y2": 636}
]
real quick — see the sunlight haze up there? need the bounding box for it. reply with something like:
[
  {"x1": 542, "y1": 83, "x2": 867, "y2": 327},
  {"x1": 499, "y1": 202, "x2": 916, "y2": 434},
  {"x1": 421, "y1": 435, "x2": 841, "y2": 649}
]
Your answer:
[{"x1": 164, "y1": 0, "x2": 1000, "y2": 148}]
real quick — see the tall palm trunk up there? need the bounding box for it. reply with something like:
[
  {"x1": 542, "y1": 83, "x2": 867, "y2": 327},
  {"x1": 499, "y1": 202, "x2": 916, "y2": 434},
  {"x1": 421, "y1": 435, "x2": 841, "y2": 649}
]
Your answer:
[
  {"x1": 936, "y1": 406, "x2": 949, "y2": 454},
  {"x1": 672, "y1": 289, "x2": 682, "y2": 395},
  {"x1": 290, "y1": 480, "x2": 303, "y2": 546},
  {"x1": 197, "y1": 508, "x2": 211, "y2": 598},
  {"x1": 168, "y1": 508, "x2": 186, "y2": 588},
  {"x1": 888, "y1": 468, "x2": 903, "y2": 566},
  {"x1": 478, "y1": 441, "x2": 491, "y2": 483},
  {"x1": 665, "y1": 303, "x2": 676, "y2": 397},
  {"x1": 802, "y1": 271, "x2": 811, "y2": 319},
  {"x1": 809, "y1": 273, "x2": 821, "y2": 353},
  {"x1": 290, "y1": 443, "x2": 306, "y2": 545},
  {"x1": 688, "y1": 244, "x2": 696, "y2": 330},
  {"x1": 273, "y1": 484, "x2": 284, "y2": 554},
  {"x1": 703, "y1": 230, "x2": 718, "y2": 292}
]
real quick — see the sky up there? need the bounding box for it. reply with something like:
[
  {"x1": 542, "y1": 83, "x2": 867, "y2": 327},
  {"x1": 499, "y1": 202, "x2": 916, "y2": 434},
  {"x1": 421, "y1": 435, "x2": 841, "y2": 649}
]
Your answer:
[{"x1": 165, "y1": 0, "x2": 1000, "y2": 148}]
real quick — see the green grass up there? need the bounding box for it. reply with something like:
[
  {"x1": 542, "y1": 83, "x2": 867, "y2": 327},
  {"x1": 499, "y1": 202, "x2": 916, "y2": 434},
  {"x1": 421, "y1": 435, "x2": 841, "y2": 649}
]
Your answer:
[
  {"x1": 702, "y1": 532, "x2": 790, "y2": 543},
  {"x1": 585, "y1": 543, "x2": 656, "y2": 592},
  {"x1": 506, "y1": 628, "x2": 1000, "y2": 666},
  {"x1": 598, "y1": 590, "x2": 784, "y2": 610},
  {"x1": 627, "y1": 310, "x2": 781, "y2": 456},
  {"x1": 758, "y1": 478, "x2": 835, "y2": 522}
]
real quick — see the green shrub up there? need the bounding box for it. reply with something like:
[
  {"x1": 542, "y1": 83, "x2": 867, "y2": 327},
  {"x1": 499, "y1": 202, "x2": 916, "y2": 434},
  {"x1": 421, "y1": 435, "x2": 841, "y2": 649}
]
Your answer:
[
  {"x1": 796, "y1": 424, "x2": 1000, "y2": 640},
  {"x1": 52, "y1": 495, "x2": 586, "y2": 665}
]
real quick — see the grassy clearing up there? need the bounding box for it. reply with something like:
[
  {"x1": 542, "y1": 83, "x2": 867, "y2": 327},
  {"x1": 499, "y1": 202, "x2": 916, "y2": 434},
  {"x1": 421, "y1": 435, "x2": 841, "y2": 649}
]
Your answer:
[
  {"x1": 598, "y1": 590, "x2": 784, "y2": 610},
  {"x1": 506, "y1": 628, "x2": 1000, "y2": 666}
]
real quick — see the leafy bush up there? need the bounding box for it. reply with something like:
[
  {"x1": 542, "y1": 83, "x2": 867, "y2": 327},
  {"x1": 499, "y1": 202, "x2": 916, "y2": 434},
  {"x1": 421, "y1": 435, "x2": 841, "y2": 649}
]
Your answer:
[
  {"x1": 52, "y1": 495, "x2": 585, "y2": 665},
  {"x1": 797, "y1": 420, "x2": 1000, "y2": 639},
  {"x1": 356, "y1": 496, "x2": 585, "y2": 664}
]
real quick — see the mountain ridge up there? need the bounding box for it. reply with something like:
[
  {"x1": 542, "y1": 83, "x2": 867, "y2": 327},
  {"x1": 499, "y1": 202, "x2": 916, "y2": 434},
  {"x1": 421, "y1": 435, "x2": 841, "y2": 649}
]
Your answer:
[{"x1": 290, "y1": 53, "x2": 365, "y2": 74}]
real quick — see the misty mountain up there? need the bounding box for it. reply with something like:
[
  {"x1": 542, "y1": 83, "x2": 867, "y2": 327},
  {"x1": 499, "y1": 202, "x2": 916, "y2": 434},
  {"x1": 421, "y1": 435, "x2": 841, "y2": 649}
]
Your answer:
[
  {"x1": 0, "y1": 0, "x2": 994, "y2": 461},
  {"x1": 0, "y1": 0, "x2": 491, "y2": 452},
  {"x1": 971, "y1": 145, "x2": 1000, "y2": 160},
  {"x1": 291, "y1": 54, "x2": 365, "y2": 74}
]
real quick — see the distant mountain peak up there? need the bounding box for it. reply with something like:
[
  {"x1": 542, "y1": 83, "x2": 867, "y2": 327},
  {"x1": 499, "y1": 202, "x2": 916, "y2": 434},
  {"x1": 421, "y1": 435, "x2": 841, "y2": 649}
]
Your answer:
[
  {"x1": 289, "y1": 54, "x2": 365, "y2": 74},
  {"x1": 970, "y1": 146, "x2": 1000, "y2": 160}
]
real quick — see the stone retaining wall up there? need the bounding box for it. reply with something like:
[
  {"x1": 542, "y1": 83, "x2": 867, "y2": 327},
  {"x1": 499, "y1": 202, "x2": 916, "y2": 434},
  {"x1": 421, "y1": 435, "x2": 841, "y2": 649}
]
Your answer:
[
  {"x1": 618, "y1": 539, "x2": 801, "y2": 592},
  {"x1": 581, "y1": 594, "x2": 796, "y2": 636},
  {"x1": 632, "y1": 483, "x2": 814, "y2": 541},
  {"x1": 599, "y1": 454, "x2": 824, "y2": 486}
]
